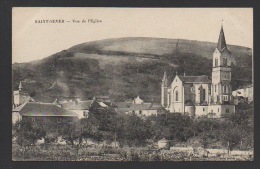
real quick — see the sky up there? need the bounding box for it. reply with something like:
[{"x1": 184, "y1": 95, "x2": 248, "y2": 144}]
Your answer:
[{"x1": 12, "y1": 8, "x2": 253, "y2": 63}]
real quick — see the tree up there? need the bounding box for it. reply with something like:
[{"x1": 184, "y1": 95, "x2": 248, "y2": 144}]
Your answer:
[
  {"x1": 151, "y1": 113, "x2": 194, "y2": 142},
  {"x1": 221, "y1": 126, "x2": 243, "y2": 152},
  {"x1": 200, "y1": 133, "x2": 211, "y2": 149},
  {"x1": 120, "y1": 114, "x2": 152, "y2": 147},
  {"x1": 13, "y1": 119, "x2": 46, "y2": 159}
]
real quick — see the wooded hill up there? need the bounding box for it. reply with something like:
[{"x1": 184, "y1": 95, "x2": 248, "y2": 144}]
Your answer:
[{"x1": 12, "y1": 37, "x2": 252, "y2": 102}]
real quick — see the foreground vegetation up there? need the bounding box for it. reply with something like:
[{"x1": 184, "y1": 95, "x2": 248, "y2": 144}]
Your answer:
[{"x1": 12, "y1": 102, "x2": 253, "y2": 161}]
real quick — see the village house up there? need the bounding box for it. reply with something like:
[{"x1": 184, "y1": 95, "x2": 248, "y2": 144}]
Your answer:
[
  {"x1": 12, "y1": 102, "x2": 78, "y2": 125},
  {"x1": 114, "y1": 96, "x2": 162, "y2": 117},
  {"x1": 161, "y1": 25, "x2": 235, "y2": 118},
  {"x1": 56, "y1": 99, "x2": 94, "y2": 119},
  {"x1": 13, "y1": 81, "x2": 32, "y2": 108},
  {"x1": 232, "y1": 85, "x2": 253, "y2": 102},
  {"x1": 94, "y1": 96, "x2": 113, "y2": 106}
]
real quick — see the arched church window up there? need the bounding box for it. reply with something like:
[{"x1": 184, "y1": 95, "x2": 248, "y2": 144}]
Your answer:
[
  {"x1": 215, "y1": 58, "x2": 218, "y2": 67},
  {"x1": 200, "y1": 88, "x2": 206, "y2": 103},
  {"x1": 175, "y1": 91, "x2": 178, "y2": 101},
  {"x1": 223, "y1": 57, "x2": 227, "y2": 66},
  {"x1": 224, "y1": 85, "x2": 228, "y2": 93}
]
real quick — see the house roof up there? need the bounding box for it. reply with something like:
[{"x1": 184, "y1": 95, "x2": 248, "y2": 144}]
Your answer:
[
  {"x1": 115, "y1": 103, "x2": 160, "y2": 113},
  {"x1": 98, "y1": 102, "x2": 108, "y2": 107},
  {"x1": 112, "y1": 102, "x2": 131, "y2": 108},
  {"x1": 13, "y1": 102, "x2": 78, "y2": 117},
  {"x1": 150, "y1": 103, "x2": 162, "y2": 109},
  {"x1": 129, "y1": 103, "x2": 151, "y2": 110},
  {"x1": 61, "y1": 100, "x2": 93, "y2": 110},
  {"x1": 178, "y1": 75, "x2": 211, "y2": 83}
]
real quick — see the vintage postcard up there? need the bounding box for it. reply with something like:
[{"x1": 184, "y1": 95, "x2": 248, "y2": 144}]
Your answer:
[{"x1": 12, "y1": 8, "x2": 253, "y2": 161}]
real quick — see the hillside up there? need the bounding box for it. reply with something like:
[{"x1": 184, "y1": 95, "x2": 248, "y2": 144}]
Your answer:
[{"x1": 12, "y1": 37, "x2": 252, "y2": 103}]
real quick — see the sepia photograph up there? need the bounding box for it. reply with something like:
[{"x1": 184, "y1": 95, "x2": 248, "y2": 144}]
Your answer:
[{"x1": 12, "y1": 7, "x2": 253, "y2": 161}]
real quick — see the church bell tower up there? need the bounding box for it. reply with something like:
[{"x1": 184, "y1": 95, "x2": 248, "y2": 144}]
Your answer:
[
  {"x1": 161, "y1": 70, "x2": 168, "y2": 108},
  {"x1": 211, "y1": 25, "x2": 232, "y2": 104}
]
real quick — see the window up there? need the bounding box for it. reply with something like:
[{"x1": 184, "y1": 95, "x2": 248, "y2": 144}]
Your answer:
[
  {"x1": 175, "y1": 91, "x2": 178, "y2": 101},
  {"x1": 218, "y1": 108, "x2": 219, "y2": 112},
  {"x1": 215, "y1": 85, "x2": 217, "y2": 92},
  {"x1": 215, "y1": 58, "x2": 218, "y2": 67},
  {"x1": 224, "y1": 85, "x2": 227, "y2": 93},
  {"x1": 139, "y1": 110, "x2": 142, "y2": 114},
  {"x1": 83, "y1": 111, "x2": 87, "y2": 117},
  {"x1": 203, "y1": 108, "x2": 205, "y2": 111},
  {"x1": 200, "y1": 88, "x2": 206, "y2": 103},
  {"x1": 223, "y1": 95, "x2": 228, "y2": 101}
]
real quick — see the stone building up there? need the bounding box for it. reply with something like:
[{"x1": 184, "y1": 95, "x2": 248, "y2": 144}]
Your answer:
[
  {"x1": 13, "y1": 82, "x2": 32, "y2": 108},
  {"x1": 161, "y1": 25, "x2": 235, "y2": 118}
]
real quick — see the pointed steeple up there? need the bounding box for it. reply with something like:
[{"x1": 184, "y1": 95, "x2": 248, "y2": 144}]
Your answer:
[
  {"x1": 18, "y1": 81, "x2": 22, "y2": 91},
  {"x1": 162, "y1": 70, "x2": 168, "y2": 86},
  {"x1": 217, "y1": 25, "x2": 227, "y2": 51},
  {"x1": 162, "y1": 70, "x2": 167, "y2": 80}
]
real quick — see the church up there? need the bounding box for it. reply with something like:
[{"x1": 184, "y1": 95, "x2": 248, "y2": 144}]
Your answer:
[{"x1": 161, "y1": 25, "x2": 235, "y2": 118}]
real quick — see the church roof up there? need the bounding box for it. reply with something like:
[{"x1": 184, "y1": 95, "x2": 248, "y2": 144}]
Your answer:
[
  {"x1": 18, "y1": 81, "x2": 23, "y2": 89},
  {"x1": 162, "y1": 70, "x2": 167, "y2": 80},
  {"x1": 12, "y1": 102, "x2": 78, "y2": 117},
  {"x1": 178, "y1": 75, "x2": 211, "y2": 83},
  {"x1": 217, "y1": 26, "x2": 230, "y2": 53},
  {"x1": 185, "y1": 101, "x2": 194, "y2": 106}
]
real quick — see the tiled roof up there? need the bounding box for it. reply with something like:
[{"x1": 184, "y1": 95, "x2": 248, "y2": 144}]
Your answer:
[
  {"x1": 112, "y1": 102, "x2": 131, "y2": 108},
  {"x1": 150, "y1": 103, "x2": 162, "y2": 109},
  {"x1": 98, "y1": 102, "x2": 108, "y2": 107},
  {"x1": 129, "y1": 103, "x2": 151, "y2": 110},
  {"x1": 61, "y1": 100, "x2": 93, "y2": 110},
  {"x1": 12, "y1": 102, "x2": 78, "y2": 117},
  {"x1": 115, "y1": 108, "x2": 132, "y2": 113},
  {"x1": 179, "y1": 75, "x2": 211, "y2": 83},
  {"x1": 115, "y1": 103, "x2": 160, "y2": 113}
]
